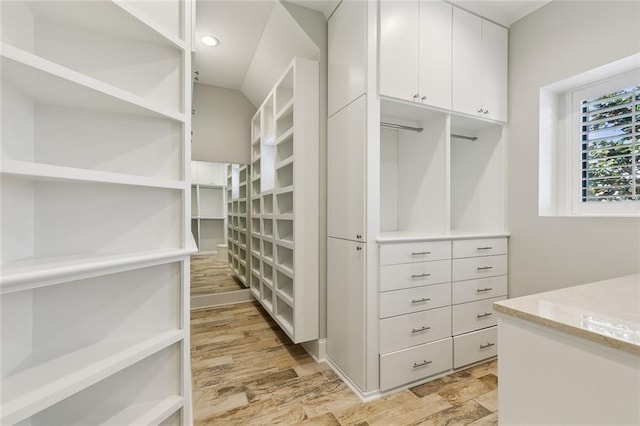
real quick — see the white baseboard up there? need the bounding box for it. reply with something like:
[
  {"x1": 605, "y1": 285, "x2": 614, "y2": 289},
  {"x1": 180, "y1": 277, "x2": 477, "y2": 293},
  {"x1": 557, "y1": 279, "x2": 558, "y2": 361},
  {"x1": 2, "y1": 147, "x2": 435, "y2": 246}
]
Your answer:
[{"x1": 190, "y1": 289, "x2": 254, "y2": 310}]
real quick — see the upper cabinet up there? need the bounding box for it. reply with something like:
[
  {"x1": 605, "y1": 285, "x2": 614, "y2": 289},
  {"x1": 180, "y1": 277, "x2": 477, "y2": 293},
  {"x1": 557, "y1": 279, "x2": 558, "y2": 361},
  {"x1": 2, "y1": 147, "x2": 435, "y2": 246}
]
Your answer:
[
  {"x1": 380, "y1": 0, "x2": 452, "y2": 110},
  {"x1": 452, "y1": 8, "x2": 508, "y2": 122}
]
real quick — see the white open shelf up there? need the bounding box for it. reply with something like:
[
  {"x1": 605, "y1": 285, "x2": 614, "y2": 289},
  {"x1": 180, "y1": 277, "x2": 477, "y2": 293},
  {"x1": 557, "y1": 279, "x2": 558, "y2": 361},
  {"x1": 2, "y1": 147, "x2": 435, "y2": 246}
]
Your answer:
[
  {"x1": 1, "y1": 331, "x2": 183, "y2": 425},
  {"x1": 1, "y1": 45, "x2": 185, "y2": 122},
  {"x1": 1, "y1": 160, "x2": 186, "y2": 190}
]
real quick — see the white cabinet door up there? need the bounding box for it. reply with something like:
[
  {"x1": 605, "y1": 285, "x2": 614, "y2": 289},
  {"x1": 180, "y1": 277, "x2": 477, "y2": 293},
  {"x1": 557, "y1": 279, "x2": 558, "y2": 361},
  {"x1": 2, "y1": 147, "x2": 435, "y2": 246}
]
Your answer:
[
  {"x1": 452, "y1": 7, "x2": 482, "y2": 117},
  {"x1": 418, "y1": 0, "x2": 452, "y2": 110},
  {"x1": 328, "y1": 95, "x2": 366, "y2": 242},
  {"x1": 327, "y1": 237, "x2": 366, "y2": 390},
  {"x1": 328, "y1": 0, "x2": 367, "y2": 117},
  {"x1": 481, "y1": 20, "x2": 508, "y2": 122},
  {"x1": 379, "y1": 0, "x2": 419, "y2": 103}
]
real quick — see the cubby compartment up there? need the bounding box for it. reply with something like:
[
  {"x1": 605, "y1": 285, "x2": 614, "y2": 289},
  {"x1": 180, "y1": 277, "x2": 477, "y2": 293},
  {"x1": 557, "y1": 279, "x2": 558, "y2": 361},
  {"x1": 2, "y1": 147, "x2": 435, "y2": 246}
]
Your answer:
[
  {"x1": 252, "y1": 156, "x2": 261, "y2": 176},
  {"x1": 450, "y1": 116, "x2": 506, "y2": 234},
  {"x1": 238, "y1": 200, "x2": 247, "y2": 214},
  {"x1": 263, "y1": 194, "x2": 274, "y2": 215},
  {"x1": 276, "y1": 270, "x2": 294, "y2": 304},
  {"x1": 1, "y1": 81, "x2": 183, "y2": 180},
  {"x1": 261, "y1": 96, "x2": 275, "y2": 143},
  {"x1": 275, "y1": 220, "x2": 294, "y2": 244},
  {"x1": 251, "y1": 219, "x2": 261, "y2": 236},
  {"x1": 238, "y1": 184, "x2": 247, "y2": 200},
  {"x1": 261, "y1": 285, "x2": 274, "y2": 312},
  {"x1": 260, "y1": 145, "x2": 275, "y2": 192},
  {"x1": 19, "y1": 343, "x2": 182, "y2": 426},
  {"x1": 252, "y1": 178, "x2": 261, "y2": 196},
  {"x1": 239, "y1": 166, "x2": 247, "y2": 184},
  {"x1": 275, "y1": 299, "x2": 294, "y2": 335},
  {"x1": 251, "y1": 198, "x2": 261, "y2": 215},
  {"x1": 251, "y1": 115, "x2": 261, "y2": 143},
  {"x1": 379, "y1": 102, "x2": 449, "y2": 234},
  {"x1": 276, "y1": 131, "x2": 294, "y2": 163},
  {"x1": 276, "y1": 245, "x2": 294, "y2": 273},
  {"x1": 276, "y1": 191, "x2": 294, "y2": 215},
  {"x1": 238, "y1": 231, "x2": 247, "y2": 247},
  {"x1": 262, "y1": 241, "x2": 274, "y2": 262},
  {"x1": 1, "y1": 2, "x2": 183, "y2": 112},
  {"x1": 1, "y1": 178, "x2": 180, "y2": 284},
  {"x1": 237, "y1": 262, "x2": 247, "y2": 283},
  {"x1": 276, "y1": 106, "x2": 294, "y2": 139},
  {"x1": 276, "y1": 163, "x2": 294, "y2": 189},
  {"x1": 263, "y1": 263, "x2": 274, "y2": 285},
  {"x1": 1, "y1": 264, "x2": 182, "y2": 423},
  {"x1": 263, "y1": 219, "x2": 274, "y2": 238},
  {"x1": 238, "y1": 216, "x2": 247, "y2": 232},
  {"x1": 251, "y1": 236, "x2": 261, "y2": 256},
  {"x1": 250, "y1": 272, "x2": 260, "y2": 298},
  {"x1": 251, "y1": 254, "x2": 260, "y2": 275},
  {"x1": 275, "y1": 68, "x2": 293, "y2": 113}
]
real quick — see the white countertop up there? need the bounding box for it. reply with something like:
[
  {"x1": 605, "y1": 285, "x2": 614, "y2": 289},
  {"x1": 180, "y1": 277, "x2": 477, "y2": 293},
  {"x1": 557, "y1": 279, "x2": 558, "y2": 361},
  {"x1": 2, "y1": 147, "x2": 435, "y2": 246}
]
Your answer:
[
  {"x1": 376, "y1": 231, "x2": 510, "y2": 244},
  {"x1": 494, "y1": 273, "x2": 640, "y2": 356}
]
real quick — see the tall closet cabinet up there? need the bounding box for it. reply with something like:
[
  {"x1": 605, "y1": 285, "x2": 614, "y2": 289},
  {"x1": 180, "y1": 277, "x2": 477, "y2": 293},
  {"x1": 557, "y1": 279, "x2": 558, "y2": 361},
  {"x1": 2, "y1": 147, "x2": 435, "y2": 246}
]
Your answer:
[
  {"x1": 327, "y1": 0, "x2": 509, "y2": 398},
  {"x1": 1, "y1": 1, "x2": 194, "y2": 424}
]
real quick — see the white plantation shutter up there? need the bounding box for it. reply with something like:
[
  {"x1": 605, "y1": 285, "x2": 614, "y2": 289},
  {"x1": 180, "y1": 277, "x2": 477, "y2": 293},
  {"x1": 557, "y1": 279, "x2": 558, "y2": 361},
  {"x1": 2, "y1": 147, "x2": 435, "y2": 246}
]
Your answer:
[{"x1": 572, "y1": 69, "x2": 640, "y2": 215}]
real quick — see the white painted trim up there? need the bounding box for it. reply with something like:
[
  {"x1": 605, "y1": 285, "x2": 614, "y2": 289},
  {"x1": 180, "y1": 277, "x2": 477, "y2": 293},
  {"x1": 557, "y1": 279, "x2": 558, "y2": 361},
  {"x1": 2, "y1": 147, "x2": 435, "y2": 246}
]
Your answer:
[
  {"x1": 190, "y1": 289, "x2": 254, "y2": 310},
  {"x1": 301, "y1": 338, "x2": 327, "y2": 362}
]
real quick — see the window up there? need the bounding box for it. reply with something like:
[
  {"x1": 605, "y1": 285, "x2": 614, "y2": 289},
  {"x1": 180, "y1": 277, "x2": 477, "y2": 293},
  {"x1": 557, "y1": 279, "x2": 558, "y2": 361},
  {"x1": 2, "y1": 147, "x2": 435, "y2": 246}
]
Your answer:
[{"x1": 571, "y1": 70, "x2": 640, "y2": 215}]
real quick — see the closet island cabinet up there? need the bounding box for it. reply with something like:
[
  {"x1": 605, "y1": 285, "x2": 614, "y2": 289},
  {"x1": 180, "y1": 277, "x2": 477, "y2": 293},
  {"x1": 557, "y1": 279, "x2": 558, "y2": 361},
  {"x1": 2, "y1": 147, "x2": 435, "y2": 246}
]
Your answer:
[{"x1": 1, "y1": 1, "x2": 193, "y2": 424}]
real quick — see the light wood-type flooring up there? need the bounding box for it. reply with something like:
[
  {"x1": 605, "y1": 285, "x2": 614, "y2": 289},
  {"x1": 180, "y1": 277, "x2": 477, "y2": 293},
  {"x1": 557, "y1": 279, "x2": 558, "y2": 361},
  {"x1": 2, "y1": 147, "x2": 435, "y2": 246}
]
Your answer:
[
  {"x1": 191, "y1": 254, "x2": 244, "y2": 296},
  {"x1": 191, "y1": 302, "x2": 499, "y2": 425}
]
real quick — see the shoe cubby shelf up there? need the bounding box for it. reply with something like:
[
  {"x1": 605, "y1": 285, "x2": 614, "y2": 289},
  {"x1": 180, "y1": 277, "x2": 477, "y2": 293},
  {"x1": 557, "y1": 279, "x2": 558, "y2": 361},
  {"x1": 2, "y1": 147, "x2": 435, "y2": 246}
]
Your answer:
[
  {"x1": 248, "y1": 57, "x2": 319, "y2": 344},
  {"x1": 1, "y1": 0, "x2": 193, "y2": 424}
]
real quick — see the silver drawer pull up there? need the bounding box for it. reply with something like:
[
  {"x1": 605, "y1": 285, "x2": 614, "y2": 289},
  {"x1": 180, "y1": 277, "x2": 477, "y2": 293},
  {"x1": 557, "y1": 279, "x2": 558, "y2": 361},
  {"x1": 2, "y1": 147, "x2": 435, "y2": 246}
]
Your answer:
[
  {"x1": 411, "y1": 251, "x2": 431, "y2": 256},
  {"x1": 411, "y1": 273, "x2": 431, "y2": 279},
  {"x1": 476, "y1": 287, "x2": 493, "y2": 293},
  {"x1": 477, "y1": 312, "x2": 493, "y2": 318},
  {"x1": 477, "y1": 266, "x2": 493, "y2": 271},
  {"x1": 411, "y1": 298, "x2": 431, "y2": 304},
  {"x1": 480, "y1": 342, "x2": 496, "y2": 349},
  {"x1": 412, "y1": 360, "x2": 432, "y2": 368},
  {"x1": 477, "y1": 246, "x2": 493, "y2": 250},
  {"x1": 411, "y1": 326, "x2": 431, "y2": 334}
]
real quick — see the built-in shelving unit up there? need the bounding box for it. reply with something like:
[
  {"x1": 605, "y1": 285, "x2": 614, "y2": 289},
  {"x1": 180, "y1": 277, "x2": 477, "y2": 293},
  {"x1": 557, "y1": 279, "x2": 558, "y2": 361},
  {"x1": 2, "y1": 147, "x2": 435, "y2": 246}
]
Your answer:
[
  {"x1": 226, "y1": 164, "x2": 249, "y2": 287},
  {"x1": 1, "y1": 1, "x2": 193, "y2": 424},
  {"x1": 250, "y1": 57, "x2": 319, "y2": 343},
  {"x1": 192, "y1": 184, "x2": 226, "y2": 253}
]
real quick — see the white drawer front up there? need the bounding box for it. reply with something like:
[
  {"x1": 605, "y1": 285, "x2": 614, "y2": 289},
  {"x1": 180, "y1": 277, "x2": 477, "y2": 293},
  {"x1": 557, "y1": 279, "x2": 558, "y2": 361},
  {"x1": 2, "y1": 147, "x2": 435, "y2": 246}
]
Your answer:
[
  {"x1": 379, "y1": 306, "x2": 452, "y2": 354},
  {"x1": 452, "y1": 255, "x2": 507, "y2": 282},
  {"x1": 380, "y1": 337, "x2": 452, "y2": 391},
  {"x1": 379, "y1": 240, "x2": 451, "y2": 266},
  {"x1": 452, "y1": 238, "x2": 508, "y2": 259},
  {"x1": 379, "y1": 259, "x2": 451, "y2": 292},
  {"x1": 452, "y1": 276, "x2": 507, "y2": 304},
  {"x1": 453, "y1": 326, "x2": 497, "y2": 369},
  {"x1": 452, "y1": 296, "x2": 505, "y2": 335},
  {"x1": 379, "y1": 282, "x2": 451, "y2": 319}
]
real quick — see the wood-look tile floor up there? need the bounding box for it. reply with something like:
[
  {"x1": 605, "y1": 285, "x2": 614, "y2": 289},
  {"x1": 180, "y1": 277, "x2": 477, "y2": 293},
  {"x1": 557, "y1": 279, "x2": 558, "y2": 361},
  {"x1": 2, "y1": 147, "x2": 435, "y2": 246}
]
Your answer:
[
  {"x1": 191, "y1": 302, "x2": 499, "y2": 425},
  {"x1": 191, "y1": 254, "x2": 244, "y2": 296}
]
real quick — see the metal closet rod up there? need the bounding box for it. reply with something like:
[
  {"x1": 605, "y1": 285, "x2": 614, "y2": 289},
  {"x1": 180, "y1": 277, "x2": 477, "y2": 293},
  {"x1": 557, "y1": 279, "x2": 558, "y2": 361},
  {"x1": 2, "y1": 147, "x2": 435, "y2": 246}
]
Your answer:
[{"x1": 380, "y1": 121, "x2": 478, "y2": 141}]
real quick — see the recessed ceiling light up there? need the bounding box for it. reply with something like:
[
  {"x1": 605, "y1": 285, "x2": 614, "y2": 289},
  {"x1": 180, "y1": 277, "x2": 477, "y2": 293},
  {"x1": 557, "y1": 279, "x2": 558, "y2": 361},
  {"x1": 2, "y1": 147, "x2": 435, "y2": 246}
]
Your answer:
[{"x1": 201, "y1": 35, "x2": 220, "y2": 47}]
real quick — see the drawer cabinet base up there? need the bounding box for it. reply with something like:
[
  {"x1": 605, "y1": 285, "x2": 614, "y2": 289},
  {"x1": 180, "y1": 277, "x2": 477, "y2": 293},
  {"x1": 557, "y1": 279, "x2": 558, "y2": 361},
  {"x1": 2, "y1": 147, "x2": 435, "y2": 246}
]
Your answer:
[{"x1": 380, "y1": 337, "x2": 452, "y2": 391}]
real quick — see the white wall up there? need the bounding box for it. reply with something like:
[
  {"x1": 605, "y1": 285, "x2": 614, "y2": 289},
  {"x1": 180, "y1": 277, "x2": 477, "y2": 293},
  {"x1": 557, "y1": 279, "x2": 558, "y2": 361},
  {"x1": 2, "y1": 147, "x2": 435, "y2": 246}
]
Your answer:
[
  {"x1": 191, "y1": 83, "x2": 255, "y2": 164},
  {"x1": 508, "y1": 1, "x2": 640, "y2": 297}
]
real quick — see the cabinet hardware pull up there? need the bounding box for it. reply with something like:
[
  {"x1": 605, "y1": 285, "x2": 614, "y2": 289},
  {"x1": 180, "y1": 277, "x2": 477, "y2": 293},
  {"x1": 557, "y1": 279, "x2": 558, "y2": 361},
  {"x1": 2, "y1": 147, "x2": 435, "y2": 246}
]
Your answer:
[
  {"x1": 477, "y1": 246, "x2": 493, "y2": 250},
  {"x1": 480, "y1": 342, "x2": 496, "y2": 349},
  {"x1": 356, "y1": 234, "x2": 362, "y2": 239},
  {"x1": 411, "y1": 273, "x2": 431, "y2": 279},
  {"x1": 477, "y1": 312, "x2": 493, "y2": 318},
  {"x1": 421, "y1": 96, "x2": 427, "y2": 102},
  {"x1": 484, "y1": 110, "x2": 489, "y2": 115},
  {"x1": 476, "y1": 287, "x2": 493, "y2": 292},
  {"x1": 411, "y1": 251, "x2": 431, "y2": 256},
  {"x1": 411, "y1": 326, "x2": 431, "y2": 334},
  {"x1": 411, "y1": 298, "x2": 431, "y2": 304},
  {"x1": 413, "y1": 360, "x2": 432, "y2": 368},
  {"x1": 356, "y1": 246, "x2": 362, "y2": 251},
  {"x1": 413, "y1": 93, "x2": 420, "y2": 101},
  {"x1": 477, "y1": 108, "x2": 484, "y2": 114},
  {"x1": 477, "y1": 266, "x2": 493, "y2": 271}
]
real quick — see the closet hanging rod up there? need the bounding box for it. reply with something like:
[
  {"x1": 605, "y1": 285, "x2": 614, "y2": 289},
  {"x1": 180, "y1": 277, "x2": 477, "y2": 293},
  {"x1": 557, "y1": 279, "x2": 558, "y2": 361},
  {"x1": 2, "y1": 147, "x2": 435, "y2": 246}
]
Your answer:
[
  {"x1": 451, "y1": 134, "x2": 478, "y2": 141},
  {"x1": 380, "y1": 122, "x2": 423, "y2": 133}
]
